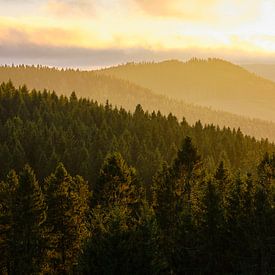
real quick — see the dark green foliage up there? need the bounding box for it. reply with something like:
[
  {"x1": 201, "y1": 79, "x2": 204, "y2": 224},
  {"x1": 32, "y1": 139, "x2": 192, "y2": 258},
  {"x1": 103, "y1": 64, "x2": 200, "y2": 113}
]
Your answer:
[
  {"x1": 93, "y1": 152, "x2": 139, "y2": 207},
  {"x1": 199, "y1": 179, "x2": 224, "y2": 273},
  {"x1": 0, "y1": 163, "x2": 90, "y2": 274},
  {"x1": 0, "y1": 170, "x2": 18, "y2": 274},
  {"x1": 0, "y1": 82, "x2": 274, "y2": 274},
  {"x1": 0, "y1": 81, "x2": 274, "y2": 187},
  {"x1": 13, "y1": 165, "x2": 48, "y2": 274},
  {"x1": 0, "y1": 166, "x2": 47, "y2": 274},
  {"x1": 45, "y1": 163, "x2": 90, "y2": 273},
  {"x1": 152, "y1": 138, "x2": 204, "y2": 273},
  {"x1": 152, "y1": 140, "x2": 275, "y2": 274},
  {"x1": 81, "y1": 153, "x2": 153, "y2": 274}
]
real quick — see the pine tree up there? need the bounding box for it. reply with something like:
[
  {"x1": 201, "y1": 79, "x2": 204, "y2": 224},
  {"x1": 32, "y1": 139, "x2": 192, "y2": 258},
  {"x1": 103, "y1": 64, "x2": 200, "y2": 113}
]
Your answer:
[
  {"x1": 153, "y1": 137, "x2": 203, "y2": 273},
  {"x1": 254, "y1": 154, "x2": 275, "y2": 273},
  {"x1": 45, "y1": 163, "x2": 90, "y2": 274},
  {"x1": 94, "y1": 152, "x2": 140, "y2": 209},
  {"x1": 81, "y1": 153, "x2": 150, "y2": 274},
  {"x1": 253, "y1": 183, "x2": 272, "y2": 274},
  {"x1": 172, "y1": 136, "x2": 202, "y2": 202},
  {"x1": 257, "y1": 152, "x2": 274, "y2": 186},
  {"x1": 224, "y1": 174, "x2": 252, "y2": 272},
  {"x1": 13, "y1": 165, "x2": 47, "y2": 274},
  {"x1": 214, "y1": 160, "x2": 230, "y2": 207},
  {"x1": 200, "y1": 178, "x2": 224, "y2": 273},
  {"x1": 152, "y1": 162, "x2": 176, "y2": 272},
  {"x1": 0, "y1": 170, "x2": 18, "y2": 274}
]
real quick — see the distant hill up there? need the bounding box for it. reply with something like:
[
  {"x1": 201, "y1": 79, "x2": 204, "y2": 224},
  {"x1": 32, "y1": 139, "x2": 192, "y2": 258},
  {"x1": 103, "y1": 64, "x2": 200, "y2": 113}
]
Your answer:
[
  {"x1": 1, "y1": 65, "x2": 275, "y2": 141},
  {"x1": 100, "y1": 58, "x2": 275, "y2": 122},
  {"x1": 242, "y1": 64, "x2": 275, "y2": 83}
]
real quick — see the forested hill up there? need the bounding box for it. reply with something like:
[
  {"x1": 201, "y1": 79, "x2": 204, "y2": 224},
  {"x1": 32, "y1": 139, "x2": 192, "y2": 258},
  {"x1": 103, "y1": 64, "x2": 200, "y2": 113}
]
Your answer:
[
  {"x1": 0, "y1": 81, "x2": 274, "y2": 184},
  {"x1": 1, "y1": 66, "x2": 275, "y2": 142},
  {"x1": 100, "y1": 58, "x2": 275, "y2": 122},
  {"x1": 1, "y1": 82, "x2": 275, "y2": 274}
]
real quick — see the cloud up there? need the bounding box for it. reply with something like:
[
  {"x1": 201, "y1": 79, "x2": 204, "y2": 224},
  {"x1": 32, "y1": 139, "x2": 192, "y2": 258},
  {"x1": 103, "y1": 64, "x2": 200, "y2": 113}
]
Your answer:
[
  {"x1": 0, "y1": 27, "x2": 30, "y2": 45},
  {"x1": 133, "y1": 0, "x2": 218, "y2": 19},
  {"x1": 1, "y1": 40, "x2": 275, "y2": 69},
  {"x1": 45, "y1": 0, "x2": 96, "y2": 17},
  {"x1": 0, "y1": 24, "x2": 86, "y2": 48},
  {"x1": 133, "y1": 0, "x2": 260, "y2": 24}
]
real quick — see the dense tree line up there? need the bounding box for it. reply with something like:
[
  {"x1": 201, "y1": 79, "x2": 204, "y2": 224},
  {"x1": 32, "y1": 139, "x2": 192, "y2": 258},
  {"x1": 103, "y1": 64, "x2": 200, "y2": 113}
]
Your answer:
[
  {"x1": 101, "y1": 58, "x2": 275, "y2": 123},
  {"x1": 0, "y1": 82, "x2": 274, "y2": 274},
  {"x1": 0, "y1": 142, "x2": 274, "y2": 274},
  {"x1": 0, "y1": 81, "x2": 274, "y2": 185},
  {"x1": 0, "y1": 163, "x2": 90, "y2": 274},
  {"x1": 1, "y1": 65, "x2": 275, "y2": 142}
]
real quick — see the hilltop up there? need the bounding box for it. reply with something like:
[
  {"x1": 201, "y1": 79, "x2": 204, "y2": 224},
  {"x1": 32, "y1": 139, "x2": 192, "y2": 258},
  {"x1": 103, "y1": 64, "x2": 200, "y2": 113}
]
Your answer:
[
  {"x1": 100, "y1": 58, "x2": 275, "y2": 122},
  {"x1": 1, "y1": 64, "x2": 275, "y2": 141}
]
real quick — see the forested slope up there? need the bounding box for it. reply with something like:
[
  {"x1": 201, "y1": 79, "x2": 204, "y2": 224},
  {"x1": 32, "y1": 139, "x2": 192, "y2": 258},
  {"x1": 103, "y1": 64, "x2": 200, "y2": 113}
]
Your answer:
[
  {"x1": 1, "y1": 65, "x2": 275, "y2": 141},
  {"x1": 0, "y1": 82, "x2": 274, "y2": 274},
  {"x1": 0, "y1": 81, "x2": 274, "y2": 184},
  {"x1": 101, "y1": 58, "x2": 275, "y2": 122}
]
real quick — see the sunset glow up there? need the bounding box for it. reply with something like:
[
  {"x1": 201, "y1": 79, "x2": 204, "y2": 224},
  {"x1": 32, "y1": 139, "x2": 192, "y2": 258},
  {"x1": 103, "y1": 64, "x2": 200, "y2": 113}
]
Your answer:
[{"x1": 1, "y1": 0, "x2": 275, "y2": 67}]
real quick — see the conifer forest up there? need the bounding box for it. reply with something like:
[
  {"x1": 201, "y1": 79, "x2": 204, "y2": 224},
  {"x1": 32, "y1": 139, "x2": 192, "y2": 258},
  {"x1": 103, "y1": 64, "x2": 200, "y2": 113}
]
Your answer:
[
  {"x1": 1, "y1": 1, "x2": 275, "y2": 273},
  {"x1": 0, "y1": 82, "x2": 274, "y2": 274}
]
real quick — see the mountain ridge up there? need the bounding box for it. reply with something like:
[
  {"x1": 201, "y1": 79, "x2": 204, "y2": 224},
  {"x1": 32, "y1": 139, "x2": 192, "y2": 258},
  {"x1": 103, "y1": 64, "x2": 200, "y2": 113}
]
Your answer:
[
  {"x1": 0, "y1": 63, "x2": 275, "y2": 141},
  {"x1": 100, "y1": 58, "x2": 275, "y2": 122}
]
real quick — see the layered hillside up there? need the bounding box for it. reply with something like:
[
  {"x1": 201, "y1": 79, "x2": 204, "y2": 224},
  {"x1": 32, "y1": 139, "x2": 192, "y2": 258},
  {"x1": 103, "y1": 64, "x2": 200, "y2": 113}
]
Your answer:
[
  {"x1": 1, "y1": 82, "x2": 275, "y2": 275},
  {"x1": 243, "y1": 64, "x2": 275, "y2": 83},
  {"x1": 1, "y1": 81, "x2": 274, "y2": 183},
  {"x1": 101, "y1": 58, "x2": 275, "y2": 122},
  {"x1": 1, "y1": 65, "x2": 275, "y2": 141}
]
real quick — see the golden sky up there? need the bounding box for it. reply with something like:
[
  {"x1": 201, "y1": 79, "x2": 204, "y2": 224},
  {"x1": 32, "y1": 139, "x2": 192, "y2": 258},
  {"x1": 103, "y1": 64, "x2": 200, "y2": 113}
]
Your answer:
[{"x1": 1, "y1": 0, "x2": 275, "y2": 67}]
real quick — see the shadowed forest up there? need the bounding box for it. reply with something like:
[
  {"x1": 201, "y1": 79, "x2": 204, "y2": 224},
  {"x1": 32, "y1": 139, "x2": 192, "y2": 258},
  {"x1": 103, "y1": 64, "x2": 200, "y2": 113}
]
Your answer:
[{"x1": 0, "y1": 82, "x2": 274, "y2": 274}]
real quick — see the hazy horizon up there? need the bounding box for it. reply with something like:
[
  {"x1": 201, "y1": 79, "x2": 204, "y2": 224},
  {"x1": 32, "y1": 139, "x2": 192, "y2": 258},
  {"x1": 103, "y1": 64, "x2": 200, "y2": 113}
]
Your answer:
[
  {"x1": 2, "y1": 57, "x2": 275, "y2": 71},
  {"x1": 1, "y1": 0, "x2": 275, "y2": 68}
]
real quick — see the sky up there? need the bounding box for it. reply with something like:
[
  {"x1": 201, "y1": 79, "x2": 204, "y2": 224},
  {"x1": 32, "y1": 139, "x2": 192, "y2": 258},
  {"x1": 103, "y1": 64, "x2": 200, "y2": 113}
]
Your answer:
[{"x1": 1, "y1": 0, "x2": 275, "y2": 68}]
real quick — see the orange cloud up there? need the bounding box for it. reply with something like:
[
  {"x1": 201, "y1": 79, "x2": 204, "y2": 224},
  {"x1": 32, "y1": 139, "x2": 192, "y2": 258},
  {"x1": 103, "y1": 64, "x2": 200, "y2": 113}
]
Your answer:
[
  {"x1": 0, "y1": 22, "x2": 85, "y2": 48},
  {"x1": 133, "y1": 0, "x2": 260, "y2": 25},
  {"x1": 133, "y1": 0, "x2": 218, "y2": 19}
]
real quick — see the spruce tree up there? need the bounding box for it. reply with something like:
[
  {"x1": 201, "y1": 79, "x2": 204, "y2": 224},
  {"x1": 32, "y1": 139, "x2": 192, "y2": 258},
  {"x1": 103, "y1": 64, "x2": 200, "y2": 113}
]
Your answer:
[
  {"x1": 13, "y1": 165, "x2": 47, "y2": 274},
  {"x1": 214, "y1": 160, "x2": 231, "y2": 207},
  {"x1": 253, "y1": 183, "x2": 272, "y2": 274},
  {"x1": 94, "y1": 152, "x2": 140, "y2": 209},
  {"x1": 81, "y1": 153, "x2": 150, "y2": 274},
  {"x1": 45, "y1": 163, "x2": 90, "y2": 274},
  {"x1": 0, "y1": 170, "x2": 18, "y2": 274},
  {"x1": 200, "y1": 179, "x2": 224, "y2": 273},
  {"x1": 153, "y1": 137, "x2": 203, "y2": 273}
]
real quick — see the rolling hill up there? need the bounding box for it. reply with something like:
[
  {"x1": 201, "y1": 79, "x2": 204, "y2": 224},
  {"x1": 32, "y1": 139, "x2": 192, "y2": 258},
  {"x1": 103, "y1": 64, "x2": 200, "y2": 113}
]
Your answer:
[
  {"x1": 1, "y1": 64, "x2": 275, "y2": 141},
  {"x1": 242, "y1": 64, "x2": 275, "y2": 83},
  {"x1": 100, "y1": 58, "x2": 275, "y2": 122}
]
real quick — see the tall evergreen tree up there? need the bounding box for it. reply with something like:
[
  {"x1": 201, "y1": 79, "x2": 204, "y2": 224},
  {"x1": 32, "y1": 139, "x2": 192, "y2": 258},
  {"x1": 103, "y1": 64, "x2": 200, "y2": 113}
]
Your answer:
[
  {"x1": 94, "y1": 152, "x2": 141, "y2": 210},
  {"x1": 214, "y1": 160, "x2": 231, "y2": 208},
  {"x1": 45, "y1": 163, "x2": 90, "y2": 274},
  {"x1": 199, "y1": 178, "x2": 224, "y2": 273},
  {"x1": 0, "y1": 170, "x2": 18, "y2": 274},
  {"x1": 81, "y1": 153, "x2": 151, "y2": 274},
  {"x1": 153, "y1": 137, "x2": 203, "y2": 273},
  {"x1": 13, "y1": 165, "x2": 47, "y2": 274}
]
